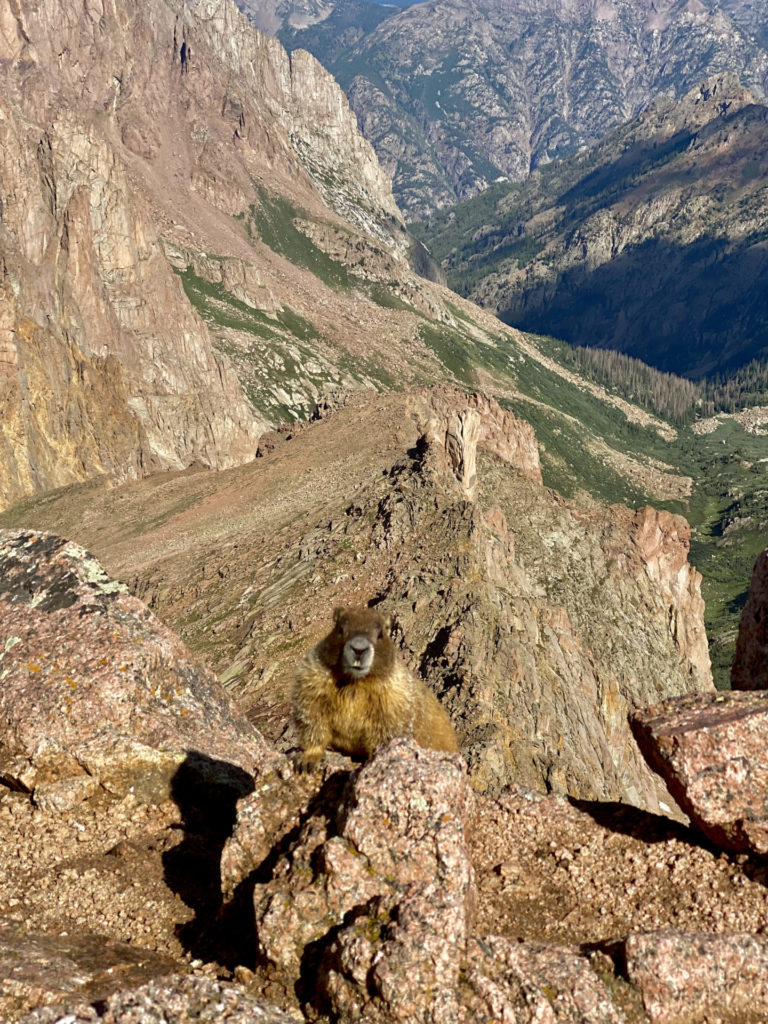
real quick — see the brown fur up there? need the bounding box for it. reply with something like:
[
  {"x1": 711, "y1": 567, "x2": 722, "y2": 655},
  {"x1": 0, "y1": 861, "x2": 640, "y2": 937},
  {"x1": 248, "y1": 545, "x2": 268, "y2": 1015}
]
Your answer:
[{"x1": 292, "y1": 606, "x2": 458, "y2": 771}]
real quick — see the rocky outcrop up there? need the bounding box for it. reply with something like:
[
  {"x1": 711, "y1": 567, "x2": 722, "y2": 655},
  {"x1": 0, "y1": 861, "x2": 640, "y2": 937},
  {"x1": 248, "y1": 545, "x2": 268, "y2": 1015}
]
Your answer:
[
  {"x1": 625, "y1": 930, "x2": 768, "y2": 1024},
  {"x1": 416, "y1": 387, "x2": 542, "y2": 499},
  {"x1": 629, "y1": 507, "x2": 710, "y2": 686},
  {"x1": 245, "y1": 739, "x2": 473, "y2": 1021},
  {"x1": 731, "y1": 548, "x2": 768, "y2": 690},
  {"x1": 365, "y1": 392, "x2": 712, "y2": 807},
  {"x1": 0, "y1": 530, "x2": 273, "y2": 806},
  {"x1": 630, "y1": 690, "x2": 768, "y2": 854}
]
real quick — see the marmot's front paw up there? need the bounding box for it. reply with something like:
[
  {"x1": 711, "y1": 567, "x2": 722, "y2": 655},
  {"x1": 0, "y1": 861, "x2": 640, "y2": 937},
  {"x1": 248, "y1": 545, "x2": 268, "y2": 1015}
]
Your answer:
[{"x1": 293, "y1": 750, "x2": 323, "y2": 774}]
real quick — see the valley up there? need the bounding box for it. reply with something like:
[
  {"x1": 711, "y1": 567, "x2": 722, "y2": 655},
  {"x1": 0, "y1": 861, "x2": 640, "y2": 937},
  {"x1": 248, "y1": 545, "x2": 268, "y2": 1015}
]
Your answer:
[{"x1": 414, "y1": 73, "x2": 768, "y2": 377}]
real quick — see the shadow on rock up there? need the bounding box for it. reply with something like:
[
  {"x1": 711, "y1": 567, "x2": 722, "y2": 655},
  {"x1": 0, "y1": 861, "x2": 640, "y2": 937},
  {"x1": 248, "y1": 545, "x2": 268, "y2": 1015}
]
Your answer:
[
  {"x1": 206, "y1": 767, "x2": 353, "y2": 973},
  {"x1": 568, "y1": 798, "x2": 704, "y2": 848},
  {"x1": 163, "y1": 751, "x2": 255, "y2": 960}
]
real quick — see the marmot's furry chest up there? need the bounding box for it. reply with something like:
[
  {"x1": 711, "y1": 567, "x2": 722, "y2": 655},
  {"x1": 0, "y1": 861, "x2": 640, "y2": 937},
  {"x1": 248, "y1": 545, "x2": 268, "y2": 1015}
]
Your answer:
[{"x1": 318, "y1": 666, "x2": 416, "y2": 757}]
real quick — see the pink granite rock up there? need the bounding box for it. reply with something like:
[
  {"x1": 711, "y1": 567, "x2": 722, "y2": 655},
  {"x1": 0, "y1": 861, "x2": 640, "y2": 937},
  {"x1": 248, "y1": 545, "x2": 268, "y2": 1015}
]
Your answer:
[
  {"x1": 630, "y1": 690, "x2": 768, "y2": 853},
  {"x1": 464, "y1": 936, "x2": 625, "y2": 1024},
  {"x1": 625, "y1": 930, "x2": 768, "y2": 1024},
  {"x1": 0, "y1": 530, "x2": 275, "y2": 804},
  {"x1": 0, "y1": 922, "x2": 179, "y2": 1021},
  {"x1": 20, "y1": 974, "x2": 296, "y2": 1023},
  {"x1": 250, "y1": 738, "x2": 474, "y2": 1021}
]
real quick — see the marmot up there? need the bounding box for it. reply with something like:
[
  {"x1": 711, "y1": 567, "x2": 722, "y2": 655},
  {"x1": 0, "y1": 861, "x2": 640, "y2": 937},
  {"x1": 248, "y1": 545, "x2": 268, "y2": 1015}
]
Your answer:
[{"x1": 292, "y1": 605, "x2": 458, "y2": 771}]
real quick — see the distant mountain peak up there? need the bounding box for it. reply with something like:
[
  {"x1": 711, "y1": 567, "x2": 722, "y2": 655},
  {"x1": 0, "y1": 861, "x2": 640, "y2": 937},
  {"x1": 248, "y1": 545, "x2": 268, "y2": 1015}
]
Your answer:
[{"x1": 242, "y1": 0, "x2": 768, "y2": 217}]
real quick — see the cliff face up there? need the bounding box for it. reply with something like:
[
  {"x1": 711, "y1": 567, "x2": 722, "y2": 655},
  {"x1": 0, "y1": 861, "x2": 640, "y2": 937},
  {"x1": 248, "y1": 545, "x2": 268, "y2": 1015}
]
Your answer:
[
  {"x1": 1, "y1": 386, "x2": 713, "y2": 809},
  {"x1": 0, "y1": 0, "x2": 407, "y2": 511},
  {"x1": 0, "y1": 0, "x2": 266, "y2": 506},
  {"x1": 168, "y1": 0, "x2": 404, "y2": 242}
]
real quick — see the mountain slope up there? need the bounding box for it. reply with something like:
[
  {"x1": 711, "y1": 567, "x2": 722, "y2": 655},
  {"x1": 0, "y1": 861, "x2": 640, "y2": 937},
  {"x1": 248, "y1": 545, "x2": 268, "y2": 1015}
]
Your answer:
[
  {"x1": 416, "y1": 74, "x2": 768, "y2": 378},
  {"x1": 264, "y1": 0, "x2": 768, "y2": 218},
  {"x1": 1, "y1": 0, "x2": 763, "y2": 697},
  {"x1": 0, "y1": 0, "x2": 434, "y2": 510}
]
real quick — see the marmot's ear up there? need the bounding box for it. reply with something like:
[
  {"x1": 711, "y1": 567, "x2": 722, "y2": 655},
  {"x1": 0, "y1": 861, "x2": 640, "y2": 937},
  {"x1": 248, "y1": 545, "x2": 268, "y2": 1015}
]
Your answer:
[
  {"x1": 382, "y1": 612, "x2": 393, "y2": 634},
  {"x1": 333, "y1": 606, "x2": 345, "y2": 625}
]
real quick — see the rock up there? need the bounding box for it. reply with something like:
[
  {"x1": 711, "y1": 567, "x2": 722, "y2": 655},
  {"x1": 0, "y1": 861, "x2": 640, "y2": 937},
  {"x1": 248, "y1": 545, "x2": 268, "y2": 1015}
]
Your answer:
[
  {"x1": 732, "y1": 548, "x2": 768, "y2": 690},
  {"x1": 0, "y1": 921, "x2": 179, "y2": 1021},
  {"x1": 0, "y1": 86, "x2": 264, "y2": 509},
  {"x1": 416, "y1": 386, "x2": 543, "y2": 496},
  {"x1": 0, "y1": 0, "x2": 409, "y2": 512},
  {"x1": 630, "y1": 690, "x2": 768, "y2": 854},
  {"x1": 19, "y1": 974, "x2": 296, "y2": 1023},
  {"x1": 625, "y1": 930, "x2": 768, "y2": 1024},
  {"x1": 374, "y1": 392, "x2": 712, "y2": 808},
  {"x1": 248, "y1": 738, "x2": 474, "y2": 1020},
  {"x1": 464, "y1": 935, "x2": 624, "y2": 1024},
  {"x1": 0, "y1": 530, "x2": 276, "y2": 804},
  {"x1": 629, "y1": 506, "x2": 711, "y2": 685},
  {"x1": 312, "y1": 385, "x2": 373, "y2": 421}
]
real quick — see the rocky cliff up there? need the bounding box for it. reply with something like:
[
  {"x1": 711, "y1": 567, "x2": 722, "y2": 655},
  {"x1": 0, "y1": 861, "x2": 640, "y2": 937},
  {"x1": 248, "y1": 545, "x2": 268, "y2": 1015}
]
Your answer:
[
  {"x1": 269, "y1": 0, "x2": 768, "y2": 218},
  {"x1": 0, "y1": 386, "x2": 713, "y2": 809},
  {"x1": 0, "y1": 0, "x2": 414, "y2": 512}
]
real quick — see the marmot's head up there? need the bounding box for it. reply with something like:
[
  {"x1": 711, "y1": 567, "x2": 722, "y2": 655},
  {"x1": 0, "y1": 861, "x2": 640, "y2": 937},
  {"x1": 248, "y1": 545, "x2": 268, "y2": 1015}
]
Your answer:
[{"x1": 321, "y1": 606, "x2": 396, "y2": 682}]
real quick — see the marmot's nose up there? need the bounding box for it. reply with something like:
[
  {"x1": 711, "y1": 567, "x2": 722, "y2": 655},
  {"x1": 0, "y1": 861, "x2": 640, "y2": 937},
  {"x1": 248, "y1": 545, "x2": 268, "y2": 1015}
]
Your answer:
[{"x1": 350, "y1": 640, "x2": 368, "y2": 656}]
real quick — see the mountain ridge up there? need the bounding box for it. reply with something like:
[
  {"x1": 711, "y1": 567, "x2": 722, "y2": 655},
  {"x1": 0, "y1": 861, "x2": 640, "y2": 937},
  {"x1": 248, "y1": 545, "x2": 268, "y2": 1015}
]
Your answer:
[
  {"x1": 256, "y1": 0, "x2": 768, "y2": 217},
  {"x1": 415, "y1": 73, "x2": 768, "y2": 378}
]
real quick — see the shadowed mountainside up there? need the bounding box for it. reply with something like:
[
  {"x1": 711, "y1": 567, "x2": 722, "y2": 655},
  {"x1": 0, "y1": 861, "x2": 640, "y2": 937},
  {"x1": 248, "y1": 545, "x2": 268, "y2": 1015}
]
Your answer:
[{"x1": 416, "y1": 74, "x2": 768, "y2": 378}]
